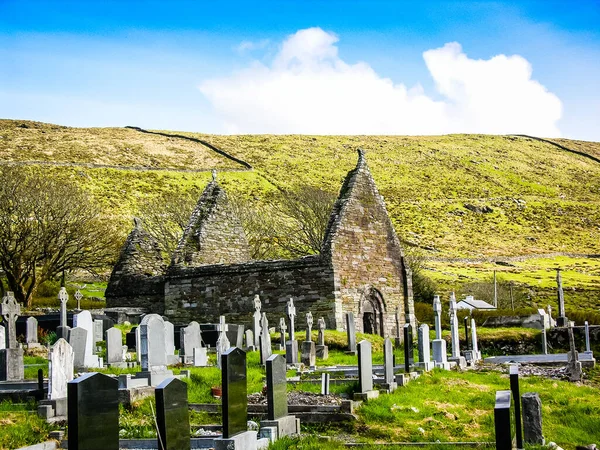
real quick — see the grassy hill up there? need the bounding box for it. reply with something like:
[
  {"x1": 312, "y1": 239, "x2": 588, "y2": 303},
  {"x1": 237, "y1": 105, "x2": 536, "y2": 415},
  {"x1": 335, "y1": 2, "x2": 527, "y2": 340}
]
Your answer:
[{"x1": 1, "y1": 119, "x2": 599, "y2": 311}]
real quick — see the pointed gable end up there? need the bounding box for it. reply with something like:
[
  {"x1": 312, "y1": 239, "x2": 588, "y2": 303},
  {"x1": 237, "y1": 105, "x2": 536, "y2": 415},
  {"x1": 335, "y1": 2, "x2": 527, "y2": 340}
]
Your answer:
[{"x1": 170, "y1": 178, "x2": 251, "y2": 267}]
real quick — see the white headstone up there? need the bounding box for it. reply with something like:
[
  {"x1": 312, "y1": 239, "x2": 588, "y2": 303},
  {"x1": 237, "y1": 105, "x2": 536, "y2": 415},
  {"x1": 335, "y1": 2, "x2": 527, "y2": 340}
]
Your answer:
[
  {"x1": 135, "y1": 326, "x2": 141, "y2": 363},
  {"x1": 470, "y1": 319, "x2": 480, "y2": 361},
  {"x1": 68, "y1": 327, "x2": 88, "y2": 369},
  {"x1": 93, "y1": 319, "x2": 103, "y2": 344},
  {"x1": 253, "y1": 295, "x2": 262, "y2": 348},
  {"x1": 0, "y1": 325, "x2": 5, "y2": 350},
  {"x1": 193, "y1": 347, "x2": 208, "y2": 367},
  {"x1": 449, "y1": 293, "x2": 460, "y2": 358},
  {"x1": 433, "y1": 296, "x2": 442, "y2": 340},
  {"x1": 48, "y1": 338, "x2": 74, "y2": 400},
  {"x1": 180, "y1": 321, "x2": 202, "y2": 364},
  {"x1": 164, "y1": 321, "x2": 176, "y2": 356},
  {"x1": 418, "y1": 324, "x2": 431, "y2": 363},
  {"x1": 140, "y1": 314, "x2": 167, "y2": 372},
  {"x1": 106, "y1": 327, "x2": 124, "y2": 365},
  {"x1": 216, "y1": 316, "x2": 230, "y2": 369},
  {"x1": 26, "y1": 317, "x2": 38, "y2": 344},
  {"x1": 72, "y1": 311, "x2": 99, "y2": 368}
]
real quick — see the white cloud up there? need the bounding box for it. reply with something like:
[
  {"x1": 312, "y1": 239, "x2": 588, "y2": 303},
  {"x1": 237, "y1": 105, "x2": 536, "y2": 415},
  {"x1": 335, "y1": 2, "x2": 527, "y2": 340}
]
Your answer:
[
  {"x1": 200, "y1": 27, "x2": 562, "y2": 136},
  {"x1": 235, "y1": 39, "x2": 270, "y2": 54}
]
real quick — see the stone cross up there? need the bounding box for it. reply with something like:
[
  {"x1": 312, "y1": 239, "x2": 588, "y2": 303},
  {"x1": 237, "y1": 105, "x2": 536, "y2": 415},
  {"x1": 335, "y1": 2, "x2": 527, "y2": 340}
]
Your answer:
[
  {"x1": 585, "y1": 321, "x2": 591, "y2": 353},
  {"x1": 278, "y1": 317, "x2": 287, "y2": 348},
  {"x1": 259, "y1": 312, "x2": 272, "y2": 364},
  {"x1": 305, "y1": 311, "x2": 313, "y2": 342},
  {"x1": 433, "y1": 295, "x2": 442, "y2": 340},
  {"x1": 216, "y1": 316, "x2": 230, "y2": 369},
  {"x1": 449, "y1": 293, "x2": 460, "y2": 358},
  {"x1": 58, "y1": 287, "x2": 68, "y2": 328},
  {"x1": 1, "y1": 292, "x2": 21, "y2": 349},
  {"x1": 74, "y1": 290, "x2": 83, "y2": 310},
  {"x1": 317, "y1": 317, "x2": 326, "y2": 346},
  {"x1": 253, "y1": 295, "x2": 262, "y2": 348},
  {"x1": 286, "y1": 298, "x2": 296, "y2": 342}
]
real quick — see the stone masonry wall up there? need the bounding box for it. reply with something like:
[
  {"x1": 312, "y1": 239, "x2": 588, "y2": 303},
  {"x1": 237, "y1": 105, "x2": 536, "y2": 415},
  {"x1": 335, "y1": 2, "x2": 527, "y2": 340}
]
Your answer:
[
  {"x1": 164, "y1": 255, "x2": 337, "y2": 329},
  {"x1": 323, "y1": 150, "x2": 414, "y2": 336}
]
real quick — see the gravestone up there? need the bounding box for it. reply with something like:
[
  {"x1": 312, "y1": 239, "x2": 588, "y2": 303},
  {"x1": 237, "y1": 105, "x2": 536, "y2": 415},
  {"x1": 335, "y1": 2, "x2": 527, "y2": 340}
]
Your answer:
[
  {"x1": 354, "y1": 340, "x2": 378, "y2": 401},
  {"x1": 345, "y1": 312, "x2": 357, "y2": 355},
  {"x1": 301, "y1": 312, "x2": 316, "y2": 367},
  {"x1": 494, "y1": 390, "x2": 513, "y2": 450},
  {"x1": 253, "y1": 295, "x2": 262, "y2": 348},
  {"x1": 73, "y1": 310, "x2": 100, "y2": 368},
  {"x1": 321, "y1": 373, "x2": 330, "y2": 395},
  {"x1": 68, "y1": 372, "x2": 119, "y2": 450},
  {"x1": 193, "y1": 347, "x2": 208, "y2": 367},
  {"x1": 68, "y1": 327, "x2": 88, "y2": 369},
  {"x1": 382, "y1": 337, "x2": 397, "y2": 391},
  {"x1": 39, "y1": 338, "x2": 73, "y2": 419},
  {"x1": 541, "y1": 327, "x2": 548, "y2": 355},
  {"x1": 135, "y1": 325, "x2": 141, "y2": 362},
  {"x1": 0, "y1": 292, "x2": 23, "y2": 381},
  {"x1": 566, "y1": 325, "x2": 582, "y2": 382},
  {"x1": 137, "y1": 313, "x2": 172, "y2": 386},
  {"x1": 285, "y1": 298, "x2": 298, "y2": 364},
  {"x1": 416, "y1": 324, "x2": 433, "y2": 371},
  {"x1": 26, "y1": 316, "x2": 38, "y2": 344},
  {"x1": 106, "y1": 327, "x2": 125, "y2": 366},
  {"x1": 522, "y1": 392, "x2": 544, "y2": 444},
  {"x1": 164, "y1": 321, "x2": 178, "y2": 365},
  {"x1": 180, "y1": 321, "x2": 203, "y2": 364},
  {"x1": 278, "y1": 318, "x2": 287, "y2": 351},
  {"x1": 221, "y1": 347, "x2": 247, "y2": 438},
  {"x1": 470, "y1": 318, "x2": 481, "y2": 361},
  {"x1": 0, "y1": 325, "x2": 4, "y2": 350},
  {"x1": 57, "y1": 287, "x2": 70, "y2": 340},
  {"x1": 448, "y1": 293, "x2": 466, "y2": 369},
  {"x1": 93, "y1": 319, "x2": 103, "y2": 344},
  {"x1": 403, "y1": 323, "x2": 414, "y2": 372},
  {"x1": 259, "y1": 313, "x2": 272, "y2": 365},
  {"x1": 74, "y1": 290, "x2": 83, "y2": 310},
  {"x1": 244, "y1": 329, "x2": 255, "y2": 352},
  {"x1": 432, "y1": 296, "x2": 449, "y2": 369},
  {"x1": 260, "y1": 354, "x2": 300, "y2": 439},
  {"x1": 156, "y1": 377, "x2": 190, "y2": 450},
  {"x1": 216, "y1": 316, "x2": 231, "y2": 369},
  {"x1": 555, "y1": 269, "x2": 568, "y2": 327},
  {"x1": 584, "y1": 321, "x2": 592, "y2": 355},
  {"x1": 316, "y1": 317, "x2": 328, "y2": 359}
]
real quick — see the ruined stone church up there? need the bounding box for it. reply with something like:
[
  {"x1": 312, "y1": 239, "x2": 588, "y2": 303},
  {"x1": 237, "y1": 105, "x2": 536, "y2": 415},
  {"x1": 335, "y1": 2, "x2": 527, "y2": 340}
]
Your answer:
[{"x1": 106, "y1": 149, "x2": 415, "y2": 336}]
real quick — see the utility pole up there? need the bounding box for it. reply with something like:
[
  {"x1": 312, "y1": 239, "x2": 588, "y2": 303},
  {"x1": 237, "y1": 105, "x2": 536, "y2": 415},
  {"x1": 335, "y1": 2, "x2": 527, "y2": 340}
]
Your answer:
[
  {"x1": 510, "y1": 282, "x2": 515, "y2": 311},
  {"x1": 493, "y1": 270, "x2": 498, "y2": 308}
]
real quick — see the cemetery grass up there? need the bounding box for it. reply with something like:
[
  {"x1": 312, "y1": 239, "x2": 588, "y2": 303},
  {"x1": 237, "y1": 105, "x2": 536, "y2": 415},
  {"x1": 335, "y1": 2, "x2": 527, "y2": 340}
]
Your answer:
[{"x1": 0, "y1": 400, "x2": 59, "y2": 450}]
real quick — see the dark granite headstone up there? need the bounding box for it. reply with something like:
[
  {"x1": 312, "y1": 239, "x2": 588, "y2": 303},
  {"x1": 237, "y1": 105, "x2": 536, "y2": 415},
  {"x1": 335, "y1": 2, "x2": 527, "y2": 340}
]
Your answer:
[
  {"x1": 67, "y1": 372, "x2": 119, "y2": 450},
  {"x1": 156, "y1": 377, "x2": 190, "y2": 450},
  {"x1": 126, "y1": 327, "x2": 137, "y2": 350},
  {"x1": 522, "y1": 392, "x2": 544, "y2": 444},
  {"x1": 221, "y1": 347, "x2": 247, "y2": 439},
  {"x1": 403, "y1": 323, "x2": 414, "y2": 372},
  {"x1": 494, "y1": 390, "x2": 512, "y2": 450},
  {"x1": 266, "y1": 354, "x2": 287, "y2": 420},
  {"x1": 346, "y1": 312, "x2": 357, "y2": 354}
]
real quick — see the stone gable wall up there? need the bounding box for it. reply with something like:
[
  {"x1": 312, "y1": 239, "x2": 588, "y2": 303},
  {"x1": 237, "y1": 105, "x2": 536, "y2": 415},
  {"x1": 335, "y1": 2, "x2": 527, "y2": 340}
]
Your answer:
[
  {"x1": 322, "y1": 151, "x2": 414, "y2": 336},
  {"x1": 164, "y1": 256, "x2": 337, "y2": 328},
  {"x1": 171, "y1": 181, "x2": 251, "y2": 267}
]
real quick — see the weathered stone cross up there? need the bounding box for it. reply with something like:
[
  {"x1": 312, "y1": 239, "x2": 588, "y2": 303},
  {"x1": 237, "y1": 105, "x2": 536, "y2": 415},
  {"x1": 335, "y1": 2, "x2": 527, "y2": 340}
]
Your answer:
[
  {"x1": 74, "y1": 290, "x2": 83, "y2": 310},
  {"x1": 253, "y1": 294, "x2": 261, "y2": 313},
  {"x1": 260, "y1": 312, "x2": 269, "y2": 337},
  {"x1": 58, "y1": 287, "x2": 68, "y2": 328},
  {"x1": 306, "y1": 311, "x2": 313, "y2": 342},
  {"x1": 1, "y1": 292, "x2": 21, "y2": 349},
  {"x1": 217, "y1": 315, "x2": 229, "y2": 333},
  {"x1": 286, "y1": 297, "x2": 296, "y2": 341},
  {"x1": 279, "y1": 317, "x2": 287, "y2": 347},
  {"x1": 317, "y1": 317, "x2": 326, "y2": 346}
]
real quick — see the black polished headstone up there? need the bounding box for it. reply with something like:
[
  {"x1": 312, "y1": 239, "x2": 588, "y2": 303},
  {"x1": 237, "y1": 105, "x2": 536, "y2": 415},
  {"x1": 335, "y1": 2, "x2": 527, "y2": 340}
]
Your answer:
[
  {"x1": 67, "y1": 372, "x2": 119, "y2": 450},
  {"x1": 222, "y1": 347, "x2": 247, "y2": 438},
  {"x1": 126, "y1": 327, "x2": 137, "y2": 350},
  {"x1": 156, "y1": 377, "x2": 190, "y2": 450},
  {"x1": 494, "y1": 390, "x2": 513, "y2": 450},
  {"x1": 266, "y1": 354, "x2": 288, "y2": 420},
  {"x1": 403, "y1": 323, "x2": 414, "y2": 373}
]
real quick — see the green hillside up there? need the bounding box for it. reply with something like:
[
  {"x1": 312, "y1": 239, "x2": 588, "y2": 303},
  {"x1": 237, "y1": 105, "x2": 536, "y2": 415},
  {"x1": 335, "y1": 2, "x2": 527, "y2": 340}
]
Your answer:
[{"x1": 1, "y1": 119, "x2": 599, "y2": 311}]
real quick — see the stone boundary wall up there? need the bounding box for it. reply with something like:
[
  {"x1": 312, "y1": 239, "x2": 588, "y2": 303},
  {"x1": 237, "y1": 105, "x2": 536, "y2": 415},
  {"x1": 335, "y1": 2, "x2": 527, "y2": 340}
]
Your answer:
[{"x1": 165, "y1": 255, "x2": 337, "y2": 327}]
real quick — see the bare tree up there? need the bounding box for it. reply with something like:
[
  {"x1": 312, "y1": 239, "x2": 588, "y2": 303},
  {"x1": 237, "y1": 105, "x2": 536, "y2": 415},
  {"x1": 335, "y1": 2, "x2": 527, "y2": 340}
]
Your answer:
[{"x1": 0, "y1": 167, "x2": 121, "y2": 307}]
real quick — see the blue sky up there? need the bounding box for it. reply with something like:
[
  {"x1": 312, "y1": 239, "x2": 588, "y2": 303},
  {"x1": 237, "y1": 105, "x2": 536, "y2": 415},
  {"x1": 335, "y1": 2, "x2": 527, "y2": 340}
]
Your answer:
[{"x1": 1, "y1": 1, "x2": 599, "y2": 139}]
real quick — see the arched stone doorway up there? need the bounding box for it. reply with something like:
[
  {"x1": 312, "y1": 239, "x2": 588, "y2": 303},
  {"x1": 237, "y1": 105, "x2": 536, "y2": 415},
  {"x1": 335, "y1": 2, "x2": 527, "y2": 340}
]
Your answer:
[{"x1": 360, "y1": 287, "x2": 386, "y2": 336}]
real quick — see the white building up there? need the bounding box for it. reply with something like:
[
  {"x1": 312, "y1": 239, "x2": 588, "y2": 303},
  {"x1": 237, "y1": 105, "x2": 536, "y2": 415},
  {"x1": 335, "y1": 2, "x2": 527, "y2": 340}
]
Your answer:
[{"x1": 456, "y1": 296, "x2": 496, "y2": 311}]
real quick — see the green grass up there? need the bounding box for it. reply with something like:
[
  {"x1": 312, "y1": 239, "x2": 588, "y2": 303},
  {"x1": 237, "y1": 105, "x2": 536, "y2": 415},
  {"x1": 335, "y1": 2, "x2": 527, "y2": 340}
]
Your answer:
[{"x1": 0, "y1": 401, "x2": 60, "y2": 449}]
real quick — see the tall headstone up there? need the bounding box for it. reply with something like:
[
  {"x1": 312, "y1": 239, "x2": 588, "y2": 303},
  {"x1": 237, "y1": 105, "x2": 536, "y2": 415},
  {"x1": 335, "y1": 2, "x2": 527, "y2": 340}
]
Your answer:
[
  {"x1": 316, "y1": 317, "x2": 328, "y2": 359},
  {"x1": 156, "y1": 377, "x2": 190, "y2": 450},
  {"x1": 216, "y1": 315, "x2": 230, "y2": 369},
  {"x1": 470, "y1": 318, "x2": 481, "y2": 361},
  {"x1": 305, "y1": 312, "x2": 313, "y2": 342},
  {"x1": 73, "y1": 310, "x2": 100, "y2": 368},
  {"x1": 345, "y1": 312, "x2": 357, "y2": 355},
  {"x1": 48, "y1": 338, "x2": 74, "y2": 400},
  {"x1": 416, "y1": 324, "x2": 433, "y2": 371},
  {"x1": 541, "y1": 327, "x2": 548, "y2": 355},
  {"x1": 494, "y1": 390, "x2": 513, "y2": 450},
  {"x1": 137, "y1": 313, "x2": 173, "y2": 386},
  {"x1": 1, "y1": 292, "x2": 20, "y2": 349},
  {"x1": 403, "y1": 323, "x2": 414, "y2": 372},
  {"x1": 522, "y1": 392, "x2": 544, "y2": 445},
  {"x1": 556, "y1": 269, "x2": 568, "y2": 327},
  {"x1": 0, "y1": 325, "x2": 5, "y2": 350},
  {"x1": 180, "y1": 321, "x2": 202, "y2": 364},
  {"x1": 57, "y1": 287, "x2": 70, "y2": 340},
  {"x1": 106, "y1": 327, "x2": 124, "y2": 366},
  {"x1": 278, "y1": 318, "x2": 287, "y2": 351},
  {"x1": 93, "y1": 319, "x2": 103, "y2": 345},
  {"x1": 0, "y1": 293, "x2": 24, "y2": 381},
  {"x1": 221, "y1": 347, "x2": 247, "y2": 438},
  {"x1": 432, "y1": 296, "x2": 449, "y2": 369},
  {"x1": 259, "y1": 313, "x2": 272, "y2": 365},
  {"x1": 68, "y1": 372, "x2": 119, "y2": 450},
  {"x1": 354, "y1": 340, "x2": 378, "y2": 401},
  {"x1": 382, "y1": 337, "x2": 397, "y2": 391},
  {"x1": 566, "y1": 324, "x2": 582, "y2": 382},
  {"x1": 261, "y1": 354, "x2": 300, "y2": 440},
  {"x1": 448, "y1": 293, "x2": 466, "y2": 369},
  {"x1": 244, "y1": 329, "x2": 254, "y2": 351},
  {"x1": 285, "y1": 298, "x2": 298, "y2": 364},
  {"x1": 253, "y1": 295, "x2": 262, "y2": 348},
  {"x1": 584, "y1": 321, "x2": 592, "y2": 355},
  {"x1": 135, "y1": 325, "x2": 141, "y2": 363},
  {"x1": 68, "y1": 327, "x2": 88, "y2": 369},
  {"x1": 26, "y1": 316, "x2": 38, "y2": 344},
  {"x1": 164, "y1": 321, "x2": 178, "y2": 365}
]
